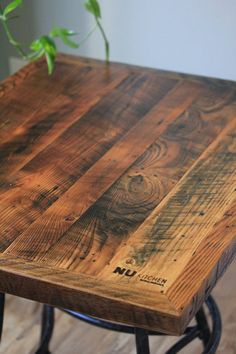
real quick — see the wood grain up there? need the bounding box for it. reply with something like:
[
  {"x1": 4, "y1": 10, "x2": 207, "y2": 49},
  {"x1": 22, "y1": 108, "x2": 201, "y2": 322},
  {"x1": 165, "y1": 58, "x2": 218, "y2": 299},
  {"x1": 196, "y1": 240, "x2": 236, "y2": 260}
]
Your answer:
[
  {"x1": 1, "y1": 261, "x2": 235, "y2": 354},
  {"x1": 34, "y1": 84, "x2": 234, "y2": 273},
  {"x1": 0, "y1": 55, "x2": 235, "y2": 335}
]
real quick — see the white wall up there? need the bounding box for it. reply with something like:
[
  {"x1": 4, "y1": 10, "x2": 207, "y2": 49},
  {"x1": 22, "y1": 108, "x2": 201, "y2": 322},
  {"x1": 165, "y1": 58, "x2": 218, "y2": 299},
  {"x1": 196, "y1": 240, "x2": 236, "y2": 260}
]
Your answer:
[
  {"x1": 89, "y1": 0, "x2": 236, "y2": 81},
  {"x1": 1, "y1": 0, "x2": 236, "y2": 81}
]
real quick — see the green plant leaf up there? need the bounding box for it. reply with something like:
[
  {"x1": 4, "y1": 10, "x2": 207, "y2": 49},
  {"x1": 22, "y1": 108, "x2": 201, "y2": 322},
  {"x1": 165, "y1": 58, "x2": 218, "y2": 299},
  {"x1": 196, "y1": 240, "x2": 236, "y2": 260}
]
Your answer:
[
  {"x1": 31, "y1": 36, "x2": 56, "y2": 54},
  {"x1": 84, "y1": 0, "x2": 101, "y2": 19},
  {"x1": 3, "y1": 0, "x2": 22, "y2": 16},
  {"x1": 50, "y1": 27, "x2": 77, "y2": 38},
  {"x1": 45, "y1": 51, "x2": 55, "y2": 75},
  {"x1": 30, "y1": 36, "x2": 57, "y2": 74},
  {"x1": 50, "y1": 27, "x2": 79, "y2": 48},
  {"x1": 30, "y1": 39, "x2": 42, "y2": 52},
  {"x1": 27, "y1": 49, "x2": 44, "y2": 61}
]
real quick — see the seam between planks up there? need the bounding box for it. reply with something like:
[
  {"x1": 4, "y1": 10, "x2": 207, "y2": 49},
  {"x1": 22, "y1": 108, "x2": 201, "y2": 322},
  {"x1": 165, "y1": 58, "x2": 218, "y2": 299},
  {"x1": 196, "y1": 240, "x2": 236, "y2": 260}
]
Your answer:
[{"x1": 4, "y1": 80, "x2": 204, "y2": 259}]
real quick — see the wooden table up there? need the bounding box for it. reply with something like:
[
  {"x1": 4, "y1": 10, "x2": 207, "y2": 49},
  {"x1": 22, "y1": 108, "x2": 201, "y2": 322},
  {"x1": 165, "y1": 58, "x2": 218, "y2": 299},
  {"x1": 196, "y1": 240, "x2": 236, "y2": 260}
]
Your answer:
[{"x1": 0, "y1": 54, "x2": 235, "y2": 336}]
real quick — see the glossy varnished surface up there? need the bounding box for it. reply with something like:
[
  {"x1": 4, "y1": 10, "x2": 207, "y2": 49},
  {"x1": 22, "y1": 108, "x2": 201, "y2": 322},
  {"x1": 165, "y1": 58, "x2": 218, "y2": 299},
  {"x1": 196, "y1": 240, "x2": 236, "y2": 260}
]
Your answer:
[{"x1": 0, "y1": 55, "x2": 235, "y2": 334}]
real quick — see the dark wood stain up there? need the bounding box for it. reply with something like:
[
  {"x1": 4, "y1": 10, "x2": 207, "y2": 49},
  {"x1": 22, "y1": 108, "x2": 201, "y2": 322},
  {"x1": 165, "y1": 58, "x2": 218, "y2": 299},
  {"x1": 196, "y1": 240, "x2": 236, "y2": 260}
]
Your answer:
[
  {"x1": 0, "y1": 55, "x2": 235, "y2": 335},
  {"x1": 0, "y1": 72, "x2": 175, "y2": 251},
  {"x1": 36, "y1": 85, "x2": 233, "y2": 273}
]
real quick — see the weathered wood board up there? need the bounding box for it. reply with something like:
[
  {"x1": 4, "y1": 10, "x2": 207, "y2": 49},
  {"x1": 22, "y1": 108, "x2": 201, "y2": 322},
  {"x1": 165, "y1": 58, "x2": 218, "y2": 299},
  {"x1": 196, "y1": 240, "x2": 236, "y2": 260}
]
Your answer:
[{"x1": 0, "y1": 54, "x2": 235, "y2": 334}]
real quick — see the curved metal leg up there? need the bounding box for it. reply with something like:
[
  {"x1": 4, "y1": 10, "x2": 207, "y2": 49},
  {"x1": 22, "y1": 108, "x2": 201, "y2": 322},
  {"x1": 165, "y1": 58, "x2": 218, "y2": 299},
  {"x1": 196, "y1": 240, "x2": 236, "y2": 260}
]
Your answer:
[
  {"x1": 35, "y1": 305, "x2": 55, "y2": 354},
  {"x1": 196, "y1": 307, "x2": 211, "y2": 348},
  {"x1": 55, "y1": 295, "x2": 221, "y2": 354},
  {"x1": 202, "y1": 296, "x2": 222, "y2": 354},
  {"x1": 0, "y1": 293, "x2": 5, "y2": 342},
  {"x1": 135, "y1": 328, "x2": 150, "y2": 354},
  {"x1": 166, "y1": 295, "x2": 221, "y2": 354},
  {"x1": 166, "y1": 326, "x2": 201, "y2": 354}
]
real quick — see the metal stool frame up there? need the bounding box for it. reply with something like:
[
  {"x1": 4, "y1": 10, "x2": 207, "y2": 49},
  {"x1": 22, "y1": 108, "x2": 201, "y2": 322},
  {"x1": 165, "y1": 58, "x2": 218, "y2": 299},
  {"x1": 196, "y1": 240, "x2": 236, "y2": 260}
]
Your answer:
[{"x1": 0, "y1": 294, "x2": 222, "y2": 354}]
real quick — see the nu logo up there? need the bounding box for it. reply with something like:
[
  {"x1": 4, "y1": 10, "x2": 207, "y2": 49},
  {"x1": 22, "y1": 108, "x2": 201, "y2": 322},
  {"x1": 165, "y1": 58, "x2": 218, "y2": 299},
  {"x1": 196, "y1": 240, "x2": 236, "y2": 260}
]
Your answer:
[{"x1": 113, "y1": 267, "x2": 137, "y2": 277}]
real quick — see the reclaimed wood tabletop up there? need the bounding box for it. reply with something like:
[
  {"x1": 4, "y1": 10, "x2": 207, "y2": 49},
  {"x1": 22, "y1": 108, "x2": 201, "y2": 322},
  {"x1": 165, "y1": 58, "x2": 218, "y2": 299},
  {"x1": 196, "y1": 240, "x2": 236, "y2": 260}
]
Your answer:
[{"x1": 0, "y1": 54, "x2": 235, "y2": 335}]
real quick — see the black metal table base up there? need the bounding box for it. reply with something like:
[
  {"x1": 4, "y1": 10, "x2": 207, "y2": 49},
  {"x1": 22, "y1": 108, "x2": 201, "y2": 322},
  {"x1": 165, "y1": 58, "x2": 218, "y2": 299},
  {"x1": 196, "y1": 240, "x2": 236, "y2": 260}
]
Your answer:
[
  {"x1": 0, "y1": 294, "x2": 222, "y2": 354},
  {"x1": 0, "y1": 293, "x2": 5, "y2": 343},
  {"x1": 35, "y1": 305, "x2": 54, "y2": 354}
]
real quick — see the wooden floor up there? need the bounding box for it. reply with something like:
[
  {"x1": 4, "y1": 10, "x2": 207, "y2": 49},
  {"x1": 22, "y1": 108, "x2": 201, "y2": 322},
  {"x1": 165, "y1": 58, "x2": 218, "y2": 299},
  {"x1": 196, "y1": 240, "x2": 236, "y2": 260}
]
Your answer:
[{"x1": 0, "y1": 262, "x2": 234, "y2": 354}]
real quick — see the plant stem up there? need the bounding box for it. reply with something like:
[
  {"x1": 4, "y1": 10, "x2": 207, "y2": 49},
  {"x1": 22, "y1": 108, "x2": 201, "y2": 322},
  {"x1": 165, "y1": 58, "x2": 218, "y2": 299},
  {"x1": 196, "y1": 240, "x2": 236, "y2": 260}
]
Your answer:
[
  {"x1": 78, "y1": 24, "x2": 97, "y2": 47},
  {"x1": 95, "y1": 18, "x2": 109, "y2": 64},
  {"x1": 0, "y1": 6, "x2": 27, "y2": 59}
]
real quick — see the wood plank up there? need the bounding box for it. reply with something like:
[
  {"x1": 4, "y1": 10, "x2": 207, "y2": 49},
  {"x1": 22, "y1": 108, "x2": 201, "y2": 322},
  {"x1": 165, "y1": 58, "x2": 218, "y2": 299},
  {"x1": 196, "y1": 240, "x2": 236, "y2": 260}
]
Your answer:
[
  {"x1": 0, "y1": 60, "x2": 78, "y2": 144},
  {"x1": 0, "y1": 61, "x2": 38, "y2": 99},
  {"x1": 98, "y1": 121, "x2": 236, "y2": 295},
  {"x1": 0, "y1": 72, "x2": 176, "y2": 251},
  {"x1": 166, "y1": 199, "x2": 236, "y2": 330},
  {"x1": 36, "y1": 84, "x2": 235, "y2": 272},
  {"x1": 0, "y1": 61, "x2": 129, "y2": 174},
  {"x1": 5, "y1": 80, "x2": 203, "y2": 261}
]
